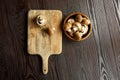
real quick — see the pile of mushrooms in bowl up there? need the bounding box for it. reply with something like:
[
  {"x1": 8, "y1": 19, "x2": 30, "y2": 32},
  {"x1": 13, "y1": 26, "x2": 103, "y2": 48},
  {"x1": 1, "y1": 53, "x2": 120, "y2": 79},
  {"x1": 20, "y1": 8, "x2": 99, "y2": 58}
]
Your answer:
[{"x1": 63, "y1": 12, "x2": 92, "y2": 41}]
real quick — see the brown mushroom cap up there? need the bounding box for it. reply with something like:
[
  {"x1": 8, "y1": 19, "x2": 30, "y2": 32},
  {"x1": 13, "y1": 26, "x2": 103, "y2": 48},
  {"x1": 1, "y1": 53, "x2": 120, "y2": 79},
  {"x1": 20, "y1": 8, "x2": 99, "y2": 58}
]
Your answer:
[
  {"x1": 73, "y1": 31, "x2": 82, "y2": 40},
  {"x1": 73, "y1": 22, "x2": 82, "y2": 31},
  {"x1": 81, "y1": 19, "x2": 91, "y2": 25},
  {"x1": 75, "y1": 14, "x2": 83, "y2": 22},
  {"x1": 64, "y1": 23, "x2": 72, "y2": 31}
]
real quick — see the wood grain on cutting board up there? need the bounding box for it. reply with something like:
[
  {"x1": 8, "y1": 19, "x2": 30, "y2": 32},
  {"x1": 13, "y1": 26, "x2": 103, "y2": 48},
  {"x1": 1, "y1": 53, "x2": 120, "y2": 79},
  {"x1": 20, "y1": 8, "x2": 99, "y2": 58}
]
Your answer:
[{"x1": 28, "y1": 10, "x2": 62, "y2": 74}]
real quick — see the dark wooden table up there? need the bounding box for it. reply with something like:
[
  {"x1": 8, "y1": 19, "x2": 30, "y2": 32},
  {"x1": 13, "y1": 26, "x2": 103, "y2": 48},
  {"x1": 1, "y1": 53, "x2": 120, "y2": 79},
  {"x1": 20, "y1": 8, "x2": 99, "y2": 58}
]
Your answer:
[{"x1": 0, "y1": 0, "x2": 120, "y2": 80}]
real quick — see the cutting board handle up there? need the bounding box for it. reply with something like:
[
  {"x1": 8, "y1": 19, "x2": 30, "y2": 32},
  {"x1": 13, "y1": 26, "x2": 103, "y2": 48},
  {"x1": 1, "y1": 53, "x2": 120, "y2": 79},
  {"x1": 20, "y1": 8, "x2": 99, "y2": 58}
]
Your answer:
[{"x1": 42, "y1": 55, "x2": 49, "y2": 74}]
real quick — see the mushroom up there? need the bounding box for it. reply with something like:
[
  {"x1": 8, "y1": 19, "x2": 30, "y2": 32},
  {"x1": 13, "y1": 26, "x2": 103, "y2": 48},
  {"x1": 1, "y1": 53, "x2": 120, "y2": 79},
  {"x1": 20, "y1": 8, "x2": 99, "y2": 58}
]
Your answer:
[
  {"x1": 81, "y1": 25, "x2": 88, "y2": 35},
  {"x1": 67, "y1": 18, "x2": 75, "y2": 24},
  {"x1": 64, "y1": 23, "x2": 72, "y2": 32},
  {"x1": 36, "y1": 15, "x2": 47, "y2": 27},
  {"x1": 72, "y1": 22, "x2": 82, "y2": 32},
  {"x1": 75, "y1": 14, "x2": 83, "y2": 22},
  {"x1": 73, "y1": 25, "x2": 89, "y2": 40},
  {"x1": 72, "y1": 26, "x2": 78, "y2": 32},
  {"x1": 73, "y1": 31, "x2": 82, "y2": 40},
  {"x1": 64, "y1": 23, "x2": 74, "y2": 36},
  {"x1": 45, "y1": 27, "x2": 55, "y2": 36},
  {"x1": 81, "y1": 18, "x2": 91, "y2": 25}
]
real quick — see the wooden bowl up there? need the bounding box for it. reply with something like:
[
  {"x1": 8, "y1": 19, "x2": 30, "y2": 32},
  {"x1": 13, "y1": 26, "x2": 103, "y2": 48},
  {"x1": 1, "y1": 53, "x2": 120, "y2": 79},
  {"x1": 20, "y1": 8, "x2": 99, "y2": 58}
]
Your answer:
[{"x1": 63, "y1": 12, "x2": 92, "y2": 41}]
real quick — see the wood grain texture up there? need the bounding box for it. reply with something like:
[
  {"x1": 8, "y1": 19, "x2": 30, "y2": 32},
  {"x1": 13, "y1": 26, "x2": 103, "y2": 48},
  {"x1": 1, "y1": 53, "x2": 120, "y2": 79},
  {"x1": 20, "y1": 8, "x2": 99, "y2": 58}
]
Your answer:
[{"x1": 0, "y1": 0, "x2": 120, "y2": 80}]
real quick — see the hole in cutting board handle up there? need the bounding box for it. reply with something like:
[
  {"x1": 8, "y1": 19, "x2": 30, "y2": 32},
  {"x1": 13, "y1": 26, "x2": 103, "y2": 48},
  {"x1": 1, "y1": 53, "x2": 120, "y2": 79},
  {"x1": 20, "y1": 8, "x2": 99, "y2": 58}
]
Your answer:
[{"x1": 42, "y1": 56, "x2": 49, "y2": 74}]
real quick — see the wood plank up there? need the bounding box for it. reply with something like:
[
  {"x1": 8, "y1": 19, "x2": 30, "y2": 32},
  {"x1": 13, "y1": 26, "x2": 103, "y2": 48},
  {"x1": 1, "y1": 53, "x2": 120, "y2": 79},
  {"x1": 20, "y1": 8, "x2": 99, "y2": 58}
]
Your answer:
[{"x1": 0, "y1": 0, "x2": 120, "y2": 80}]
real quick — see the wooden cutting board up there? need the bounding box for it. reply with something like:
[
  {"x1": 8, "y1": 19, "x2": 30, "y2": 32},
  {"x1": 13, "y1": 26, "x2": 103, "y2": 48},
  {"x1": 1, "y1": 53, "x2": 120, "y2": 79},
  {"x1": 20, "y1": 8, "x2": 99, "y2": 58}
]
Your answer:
[{"x1": 28, "y1": 10, "x2": 62, "y2": 74}]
